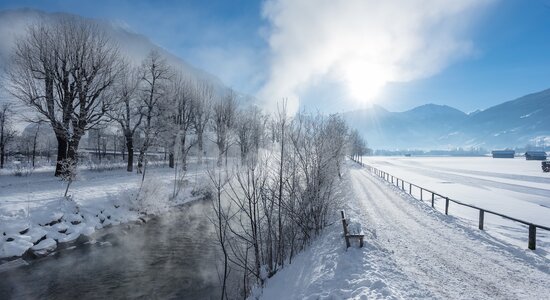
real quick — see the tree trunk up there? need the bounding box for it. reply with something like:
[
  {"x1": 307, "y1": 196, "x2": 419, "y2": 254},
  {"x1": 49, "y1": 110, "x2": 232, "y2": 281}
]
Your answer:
[
  {"x1": 67, "y1": 137, "x2": 81, "y2": 172},
  {"x1": 0, "y1": 146, "x2": 5, "y2": 169},
  {"x1": 169, "y1": 152, "x2": 174, "y2": 168},
  {"x1": 137, "y1": 149, "x2": 145, "y2": 174},
  {"x1": 32, "y1": 139, "x2": 37, "y2": 168},
  {"x1": 54, "y1": 135, "x2": 68, "y2": 177},
  {"x1": 197, "y1": 133, "x2": 204, "y2": 164},
  {"x1": 181, "y1": 133, "x2": 188, "y2": 171},
  {"x1": 126, "y1": 136, "x2": 134, "y2": 172},
  {"x1": 217, "y1": 147, "x2": 223, "y2": 167}
]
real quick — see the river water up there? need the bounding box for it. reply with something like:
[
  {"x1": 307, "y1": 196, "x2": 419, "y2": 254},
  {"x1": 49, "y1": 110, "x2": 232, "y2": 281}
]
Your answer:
[{"x1": 0, "y1": 200, "x2": 223, "y2": 299}]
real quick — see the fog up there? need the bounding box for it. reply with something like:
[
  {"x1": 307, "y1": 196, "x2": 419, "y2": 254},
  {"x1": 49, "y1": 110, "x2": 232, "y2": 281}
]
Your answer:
[{"x1": 0, "y1": 200, "x2": 225, "y2": 299}]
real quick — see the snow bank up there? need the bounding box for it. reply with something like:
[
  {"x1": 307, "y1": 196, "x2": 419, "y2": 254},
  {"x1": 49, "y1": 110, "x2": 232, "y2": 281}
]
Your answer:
[{"x1": 0, "y1": 165, "x2": 209, "y2": 261}]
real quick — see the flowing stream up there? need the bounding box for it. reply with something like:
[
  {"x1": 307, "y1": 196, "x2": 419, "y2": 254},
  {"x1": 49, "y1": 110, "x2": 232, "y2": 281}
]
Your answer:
[{"x1": 0, "y1": 200, "x2": 223, "y2": 299}]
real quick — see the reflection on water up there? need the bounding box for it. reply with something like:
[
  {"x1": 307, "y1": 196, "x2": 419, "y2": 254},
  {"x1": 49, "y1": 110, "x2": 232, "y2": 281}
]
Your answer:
[{"x1": 0, "y1": 200, "x2": 221, "y2": 299}]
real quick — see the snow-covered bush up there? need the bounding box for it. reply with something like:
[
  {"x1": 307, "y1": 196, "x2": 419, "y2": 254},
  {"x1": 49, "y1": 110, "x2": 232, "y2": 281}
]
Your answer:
[
  {"x1": 132, "y1": 178, "x2": 170, "y2": 215},
  {"x1": 190, "y1": 180, "x2": 213, "y2": 200},
  {"x1": 12, "y1": 164, "x2": 34, "y2": 177}
]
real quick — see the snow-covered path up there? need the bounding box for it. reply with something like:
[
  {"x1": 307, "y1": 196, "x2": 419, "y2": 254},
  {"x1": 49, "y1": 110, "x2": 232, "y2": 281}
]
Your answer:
[{"x1": 350, "y1": 165, "x2": 550, "y2": 299}]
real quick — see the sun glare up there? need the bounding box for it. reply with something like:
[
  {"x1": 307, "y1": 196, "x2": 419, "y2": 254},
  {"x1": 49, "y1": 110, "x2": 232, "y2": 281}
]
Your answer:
[{"x1": 342, "y1": 60, "x2": 389, "y2": 105}]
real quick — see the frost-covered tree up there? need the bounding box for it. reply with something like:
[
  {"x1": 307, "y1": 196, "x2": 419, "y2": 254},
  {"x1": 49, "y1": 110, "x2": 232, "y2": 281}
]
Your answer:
[
  {"x1": 235, "y1": 105, "x2": 265, "y2": 166},
  {"x1": 192, "y1": 80, "x2": 213, "y2": 165},
  {"x1": 167, "y1": 73, "x2": 196, "y2": 170},
  {"x1": 108, "y1": 63, "x2": 143, "y2": 172},
  {"x1": 212, "y1": 110, "x2": 351, "y2": 296},
  {"x1": 8, "y1": 17, "x2": 121, "y2": 176},
  {"x1": 136, "y1": 50, "x2": 171, "y2": 174},
  {"x1": 348, "y1": 128, "x2": 368, "y2": 162},
  {"x1": 0, "y1": 104, "x2": 16, "y2": 168},
  {"x1": 212, "y1": 89, "x2": 237, "y2": 167}
]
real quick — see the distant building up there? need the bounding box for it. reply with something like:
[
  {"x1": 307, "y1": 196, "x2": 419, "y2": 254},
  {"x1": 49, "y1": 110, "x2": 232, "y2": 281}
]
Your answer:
[
  {"x1": 525, "y1": 151, "x2": 547, "y2": 160},
  {"x1": 492, "y1": 150, "x2": 515, "y2": 158}
]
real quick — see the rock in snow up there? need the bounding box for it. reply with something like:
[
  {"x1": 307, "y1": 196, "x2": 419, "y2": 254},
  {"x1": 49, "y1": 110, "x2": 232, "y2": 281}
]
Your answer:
[
  {"x1": 0, "y1": 239, "x2": 34, "y2": 258},
  {"x1": 30, "y1": 238, "x2": 57, "y2": 256}
]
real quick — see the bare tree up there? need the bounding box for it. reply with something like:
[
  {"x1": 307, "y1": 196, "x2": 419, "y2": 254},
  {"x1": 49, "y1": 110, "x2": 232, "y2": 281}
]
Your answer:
[
  {"x1": 208, "y1": 109, "x2": 355, "y2": 296},
  {"x1": 108, "y1": 63, "x2": 143, "y2": 171},
  {"x1": 20, "y1": 122, "x2": 47, "y2": 167},
  {"x1": 274, "y1": 102, "x2": 288, "y2": 268},
  {"x1": 325, "y1": 114, "x2": 349, "y2": 177},
  {"x1": 212, "y1": 89, "x2": 237, "y2": 167},
  {"x1": 208, "y1": 168, "x2": 231, "y2": 300},
  {"x1": 0, "y1": 104, "x2": 16, "y2": 168},
  {"x1": 348, "y1": 128, "x2": 368, "y2": 163},
  {"x1": 192, "y1": 80, "x2": 213, "y2": 165},
  {"x1": 169, "y1": 73, "x2": 196, "y2": 171},
  {"x1": 136, "y1": 50, "x2": 171, "y2": 174},
  {"x1": 235, "y1": 105, "x2": 265, "y2": 166},
  {"x1": 8, "y1": 17, "x2": 121, "y2": 176}
]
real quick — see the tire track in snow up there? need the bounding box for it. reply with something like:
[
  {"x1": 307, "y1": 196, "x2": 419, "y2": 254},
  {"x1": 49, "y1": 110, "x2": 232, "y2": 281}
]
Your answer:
[{"x1": 350, "y1": 167, "x2": 550, "y2": 299}]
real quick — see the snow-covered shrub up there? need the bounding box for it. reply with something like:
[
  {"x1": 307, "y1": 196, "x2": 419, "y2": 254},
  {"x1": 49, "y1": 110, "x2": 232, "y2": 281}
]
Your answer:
[
  {"x1": 85, "y1": 160, "x2": 120, "y2": 172},
  {"x1": 190, "y1": 181, "x2": 213, "y2": 201},
  {"x1": 132, "y1": 178, "x2": 170, "y2": 214},
  {"x1": 12, "y1": 164, "x2": 34, "y2": 177}
]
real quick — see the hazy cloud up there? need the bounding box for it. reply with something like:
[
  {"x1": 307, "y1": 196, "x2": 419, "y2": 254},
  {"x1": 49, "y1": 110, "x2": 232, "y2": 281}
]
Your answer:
[{"x1": 259, "y1": 0, "x2": 494, "y2": 113}]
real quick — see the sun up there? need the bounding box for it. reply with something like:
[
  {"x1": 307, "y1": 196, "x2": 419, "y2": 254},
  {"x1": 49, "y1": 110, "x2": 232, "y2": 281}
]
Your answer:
[{"x1": 341, "y1": 60, "x2": 390, "y2": 105}]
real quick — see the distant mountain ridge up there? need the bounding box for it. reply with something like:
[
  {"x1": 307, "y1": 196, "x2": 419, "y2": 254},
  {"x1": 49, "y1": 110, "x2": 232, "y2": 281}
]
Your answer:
[{"x1": 344, "y1": 88, "x2": 550, "y2": 150}]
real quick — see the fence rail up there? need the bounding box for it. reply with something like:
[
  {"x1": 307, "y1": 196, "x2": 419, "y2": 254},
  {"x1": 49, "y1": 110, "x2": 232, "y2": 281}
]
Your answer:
[{"x1": 351, "y1": 158, "x2": 550, "y2": 250}]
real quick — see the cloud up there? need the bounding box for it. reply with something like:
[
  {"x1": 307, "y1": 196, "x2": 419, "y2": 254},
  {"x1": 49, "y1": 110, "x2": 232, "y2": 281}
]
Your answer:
[
  {"x1": 187, "y1": 44, "x2": 266, "y2": 95},
  {"x1": 259, "y1": 0, "x2": 494, "y2": 113}
]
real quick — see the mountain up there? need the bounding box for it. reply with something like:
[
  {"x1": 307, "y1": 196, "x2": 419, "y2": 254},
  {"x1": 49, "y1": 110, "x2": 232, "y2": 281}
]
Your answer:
[{"x1": 345, "y1": 89, "x2": 550, "y2": 150}]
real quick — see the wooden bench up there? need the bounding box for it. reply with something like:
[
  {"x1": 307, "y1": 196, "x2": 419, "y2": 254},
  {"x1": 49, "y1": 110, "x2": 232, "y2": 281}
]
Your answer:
[{"x1": 341, "y1": 210, "x2": 364, "y2": 248}]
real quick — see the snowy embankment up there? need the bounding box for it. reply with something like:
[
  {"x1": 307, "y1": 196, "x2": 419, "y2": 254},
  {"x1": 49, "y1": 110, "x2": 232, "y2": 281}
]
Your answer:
[
  {"x1": 260, "y1": 161, "x2": 550, "y2": 299},
  {"x1": 363, "y1": 156, "x2": 550, "y2": 251},
  {"x1": 0, "y1": 164, "x2": 208, "y2": 261},
  {"x1": 259, "y1": 163, "x2": 433, "y2": 299}
]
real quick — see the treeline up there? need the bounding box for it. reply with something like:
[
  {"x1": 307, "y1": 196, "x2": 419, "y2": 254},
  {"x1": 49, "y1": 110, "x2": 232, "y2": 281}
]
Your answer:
[
  {"x1": 1, "y1": 16, "x2": 227, "y2": 175},
  {"x1": 210, "y1": 108, "x2": 369, "y2": 298}
]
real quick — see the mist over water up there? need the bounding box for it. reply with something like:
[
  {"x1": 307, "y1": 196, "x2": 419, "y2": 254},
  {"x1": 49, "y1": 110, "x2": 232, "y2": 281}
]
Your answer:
[{"x1": 0, "y1": 200, "x2": 223, "y2": 299}]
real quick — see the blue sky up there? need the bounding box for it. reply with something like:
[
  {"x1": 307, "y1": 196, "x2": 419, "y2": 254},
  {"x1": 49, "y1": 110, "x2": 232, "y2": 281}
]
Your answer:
[{"x1": 1, "y1": 0, "x2": 549, "y2": 113}]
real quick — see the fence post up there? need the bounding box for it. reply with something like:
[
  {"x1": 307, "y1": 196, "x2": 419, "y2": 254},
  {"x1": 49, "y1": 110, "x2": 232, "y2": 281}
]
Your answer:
[
  {"x1": 431, "y1": 193, "x2": 435, "y2": 208},
  {"x1": 420, "y1": 188, "x2": 423, "y2": 201},
  {"x1": 479, "y1": 210, "x2": 484, "y2": 230},
  {"x1": 401, "y1": 180, "x2": 404, "y2": 190},
  {"x1": 528, "y1": 225, "x2": 536, "y2": 250},
  {"x1": 445, "y1": 197, "x2": 449, "y2": 215},
  {"x1": 409, "y1": 183, "x2": 412, "y2": 194}
]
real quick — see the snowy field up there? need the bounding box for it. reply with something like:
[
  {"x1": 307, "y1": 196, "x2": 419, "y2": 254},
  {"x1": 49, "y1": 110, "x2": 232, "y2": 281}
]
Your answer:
[{"x1": 362, "y1": 156, "x2": 550, "y2": 252}]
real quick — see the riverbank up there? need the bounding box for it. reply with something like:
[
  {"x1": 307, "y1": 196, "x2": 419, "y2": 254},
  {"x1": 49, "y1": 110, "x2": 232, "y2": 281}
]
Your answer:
[
  {"x1": 0, "y1": 199, "x2": 221, "y2": 299},
  {"x1": 0, "y1": 164, "x2": 209, "y2": 263}
]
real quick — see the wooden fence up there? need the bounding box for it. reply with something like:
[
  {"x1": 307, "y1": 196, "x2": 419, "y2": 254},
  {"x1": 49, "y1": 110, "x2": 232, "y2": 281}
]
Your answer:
[{"x1": 351, "y1": 158, "x2": 550, "y2": 250}]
